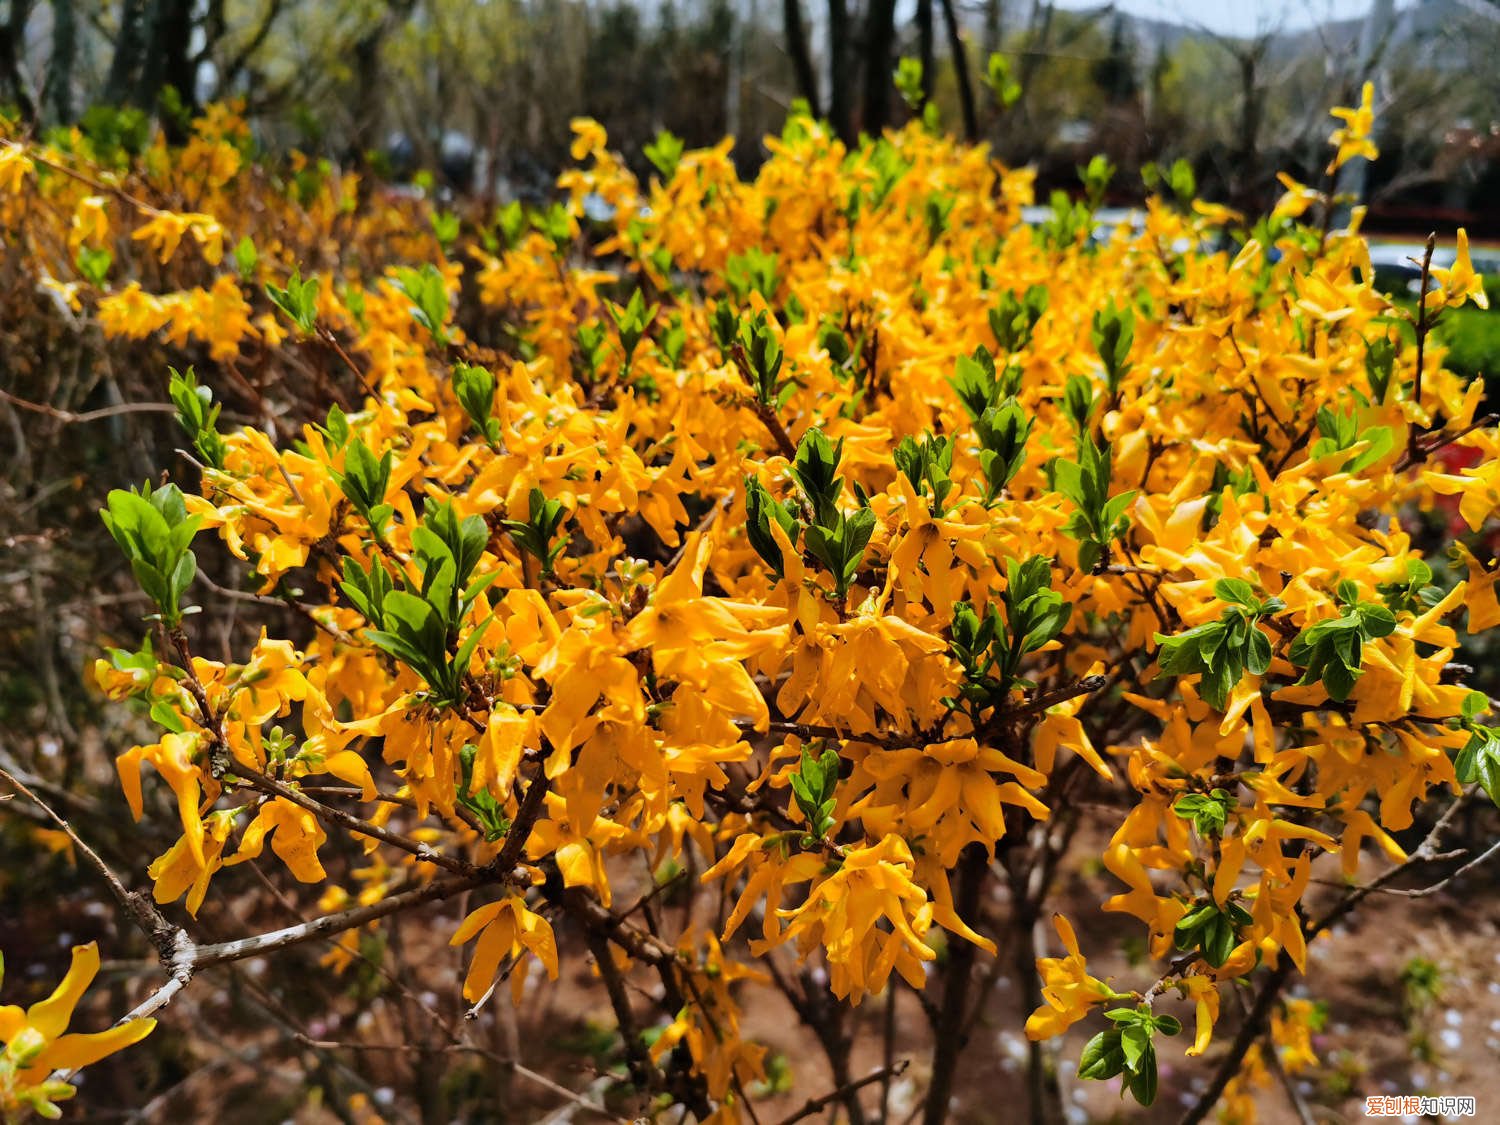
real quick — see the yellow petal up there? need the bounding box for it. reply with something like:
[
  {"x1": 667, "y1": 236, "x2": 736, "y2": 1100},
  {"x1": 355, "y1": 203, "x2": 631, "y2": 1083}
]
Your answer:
[
  {"x1": 27, "y1": 943, "x2": 100, "y2": 1040},
  {"x1": 33, "y1": 1019, "x2": 156, "y2": 1073}
]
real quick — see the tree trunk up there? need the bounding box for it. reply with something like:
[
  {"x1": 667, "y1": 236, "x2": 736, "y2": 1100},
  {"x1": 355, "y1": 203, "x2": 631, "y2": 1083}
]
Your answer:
[
  {"x1": 0, "y1": 0, "x2": 36, "y2": 121},
  {"x1": 104, "y1": 0, "x2": 146, "y2": 104},
  {"x1": 135, "y1": 0, "x2": 198, "y2": 128},
  {"x1": 44, "y1": 0, "x2": 76, "y2": 124},
  {"x1": 921, "y1": 846, "x2": 989, "y2": 1125},
  {"x1": 783, "y1": 0, "x2": 820, "y2": 117},
  {"x1": 983, "y1": 0, "x2": 1003, "y2": 60},
  {"x1": 1235, "y1": 49, "x2": 1261, "y2": 211},
  {"x1": 862, "y1": 0, "x2": 898, "y2": 139},
  {"x1": 917, "y1": 0, "x2": 935, "y2": 109},
  {"x1": 940, "y1": 0, "x2": 978, "y2": 141},
  {"x1": 827, "y1": 0, "x2": 854, "y2": 144}
]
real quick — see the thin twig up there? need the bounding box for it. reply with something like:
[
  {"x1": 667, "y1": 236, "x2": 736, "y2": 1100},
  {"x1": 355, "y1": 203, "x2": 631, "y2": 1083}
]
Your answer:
[
  {"x1": 231, "y1": 762, "x2": 476, "y2": 876},
  {"x1": 0, "y1": 387, "x2": 178, "y2": 424},
  {"x1": 0, "y1": 764, "x2": 177, "y2": 955},
  {"x1": 778, "y1": 1061, "x2": 910, "y2": 1125},
  {"x1": 1407, "y1": 232, "x2": 1436, "y2": 463},
  {"x1": 292, "y1": 1037, "x2": 625, "y2": 1121}
]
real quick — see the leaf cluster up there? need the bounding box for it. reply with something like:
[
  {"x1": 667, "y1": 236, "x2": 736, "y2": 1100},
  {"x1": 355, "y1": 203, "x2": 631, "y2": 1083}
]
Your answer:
[
  {"x1": 1174, "y1": 898, "x2": 1254, "y2": 968},
  {"x1": 265, "y1": 269, "x2": 319, "y2": 335},
  {"x1": 973, "y1": 398, "x2": 1033, "y2": 503},
  {"x1": 392, "y1": 264, "x2": 450, "y2": 346},
  {"x1": 645, "y1": 129, "x2": 685, "y2": 180},
  {"x1": 453, "y1": 362, "x2": 501, "y2": 448},
  {"x1": 1154, "y1": 579, "x2": 1284, "y2": 710},
  {"x1": 331, "y1": 438, "x2": 395, "y2": 543},
  {"x1": 724, "y1": 249, "x2": 779, "y2": 304},
  {"x1": 736, "y1": 309, "x2": 795, "y2": 409},
  {"x1": 1078, "y1": 1005, "x2": 1181, "y2": 1107},
  {"x1": 1311, "y1": 405, "x2": 1393, "y2": 473},
  {"x1": 744, "y1": 429, "x2": 874, "y2": 598},
  {"x1": 948, "y1": 345, "x2": 1022, "y2": 421},
  {"x1": 100, "y1": 482, "x2": 201, "y2": 627},
  {"x1": 608, "y1": 289, "x2": 659, "y2": 367},
  {"x1": 169, "y1": 366, "x2": 227, "y2": 469},
  {"x1": 1091, "y1": 300, "x2": 1134, "y2": 394},
  {"x1": 501, "y1": 487, "x2": 570, "y2": 578},
  {"x1": 1053, "y1": 438, "x2": 1135, "y2": 573},
  {"x1": 946, "y1": 556, "x2": 1071, "y2": 718},
  {"x1": 343, "y1": 500, "x2": 498, "y2": 707},
  {"x1": 788, "y1": 743, "x2": 840, "y2": 846},
  {"x1": 1451, "y1": 692, "x2": 1500, "y2": 807},
  {"x1": 989, "y1": 285, "x2": 1048, "y2": 353},
  {"x1": 1172, "y1": 788, "x2": 1233, "y2": 838},
  {"x1": 1288, "y1": 581, "x2": 1396, "y2": 701},
  {"x1": 894, "y1": 432, "x2": 954, "y2": 514}
]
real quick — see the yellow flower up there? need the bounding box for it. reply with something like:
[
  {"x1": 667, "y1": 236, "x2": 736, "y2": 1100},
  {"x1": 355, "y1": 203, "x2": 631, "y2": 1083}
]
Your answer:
[
  {"x1": 1, "y1": 943, "x2": 155, "y2": 1119},
  {"x1": 1328, "y1": 81, "x2": 1378, "y2": 170},
  {"x1": 1271, "y1": 996, "x2": 1321, "y2": 1073},
  {"x1": 1025, "y1": 914, "x2": 1121, "y2": 1040},
  {"x1": 450, "y1": 897, "x2": 559, "y2": 1004},
  {"x1": 69, "y1": 195, "x2": 110, "y2": 251},
  {"x1": 776, "y1": 835, "x2": 938, "y2": 1002},
  {"x1": 131, "y1": 210, "x2": 224, "y2": 265},
  {"x1": 225, "y1": 796, "x2": 329, "y2": 882},
  {"x1": 569, "y1": 118, "x2": 609, "y2": 163},
  {"x1": 1430, "y1": 229, "x2": 1489, "y2": 311},
  {"x1": 1176, "y1": 974, "x2": 1221, "y2": 1056},
  {"x1": 0, "y1": 143, "x2": 33, "y2": 194},
  {"x1": 1270, "y1": 173, "x2": 1322, "y2": 222}
]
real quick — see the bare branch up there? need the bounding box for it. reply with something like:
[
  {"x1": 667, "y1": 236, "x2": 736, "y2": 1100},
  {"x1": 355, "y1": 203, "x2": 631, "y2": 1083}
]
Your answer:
[{"x1": 777, "y1": 1060, "x2": 909, "y2": 1125}]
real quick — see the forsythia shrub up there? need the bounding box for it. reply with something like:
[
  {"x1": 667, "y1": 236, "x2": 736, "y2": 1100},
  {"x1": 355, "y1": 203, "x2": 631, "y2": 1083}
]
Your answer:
[{"x1": 2, "y1": 83, "x2": 1498, "y2": 1121}]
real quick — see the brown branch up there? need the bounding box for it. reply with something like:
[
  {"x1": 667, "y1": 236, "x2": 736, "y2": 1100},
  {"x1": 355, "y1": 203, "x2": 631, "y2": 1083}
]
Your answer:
[
  {"x1": 0, "y1": 387, "x2": 178, "y2": 424},
  {"x1": 1007, "y1": 674, "x2": 1108, "y2": 719},
  {"x1": 0, "y1": 764, "x2": 177, "y2": 957},
  {"x1": 1395, "y1": 413, "x2": 1499, "y2": 473},
  {"x1": 491, "y1": 767, "x2": 550, "y2": 874},
  {"x1": 194, "y1": 872, "x2": 485, "y2": 969},
  {"x1": 778, "y1": 1061, "x2": 909, "y2": 1125},
  {"x1": 922, "y1": 845, "x2": 989, "y2": 1125},
  {"x1": 232, "y1": 762, "x2": 476, "y2": 876},
  {"x1": 1408, "y1": 232, "x2": 1437, "y2": 463},
  {"x1": 292, "y1": 1038, "x2": 624, "y2": 1122}
]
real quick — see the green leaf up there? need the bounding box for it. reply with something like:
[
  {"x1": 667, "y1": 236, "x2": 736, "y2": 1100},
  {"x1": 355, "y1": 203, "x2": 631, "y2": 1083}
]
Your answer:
[
  {"x1": 1125, "y1": 1046, "x2": 1158, "y2": 1106},
  {"x1": 76, "y1": 245, "x2": 112, "y2": 285},
  {"x1": 265, "y1": 270, "x2": 319, "y2": 335},
  {"x1": 792, "y1": 428, "x2": 845, "y2": 528},
  {"x1": 1213, "y1": 578, "x2": 1257, "y2": 609},
  {"x1": 1153, "y1": 1014, "x2": 1182, "y2": 1037},
  {"x1": 644, "y1": 129, "x2": 685, "y2": 179},
  {"x1": 1455, "y1": 732, "x2": 1500, "y2": 806},
  {"x1": 1077, "y1": 1030, "x2": 1125, "y2": 1081},
  {"x1": 392, "y1": 264, "x2": 450, "y2": 345}
]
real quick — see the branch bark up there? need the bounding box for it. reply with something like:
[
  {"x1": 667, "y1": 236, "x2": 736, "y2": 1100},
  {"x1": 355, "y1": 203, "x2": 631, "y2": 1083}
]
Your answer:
[
  {"x1": 921, "y1": 845, "x2": 989, "y2": 1125},
  {"x1": 939, "y1": 0, "x2": 979, "y2": 142},
  {"x1": 783, "y1": 0, "x2": 820, "y2": 118}
]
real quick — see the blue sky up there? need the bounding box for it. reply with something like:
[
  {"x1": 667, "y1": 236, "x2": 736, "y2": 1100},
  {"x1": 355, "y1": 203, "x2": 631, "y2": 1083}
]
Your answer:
[{"x1": 1051, "y1": 0, "x2": 1397, "y2": 38}]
